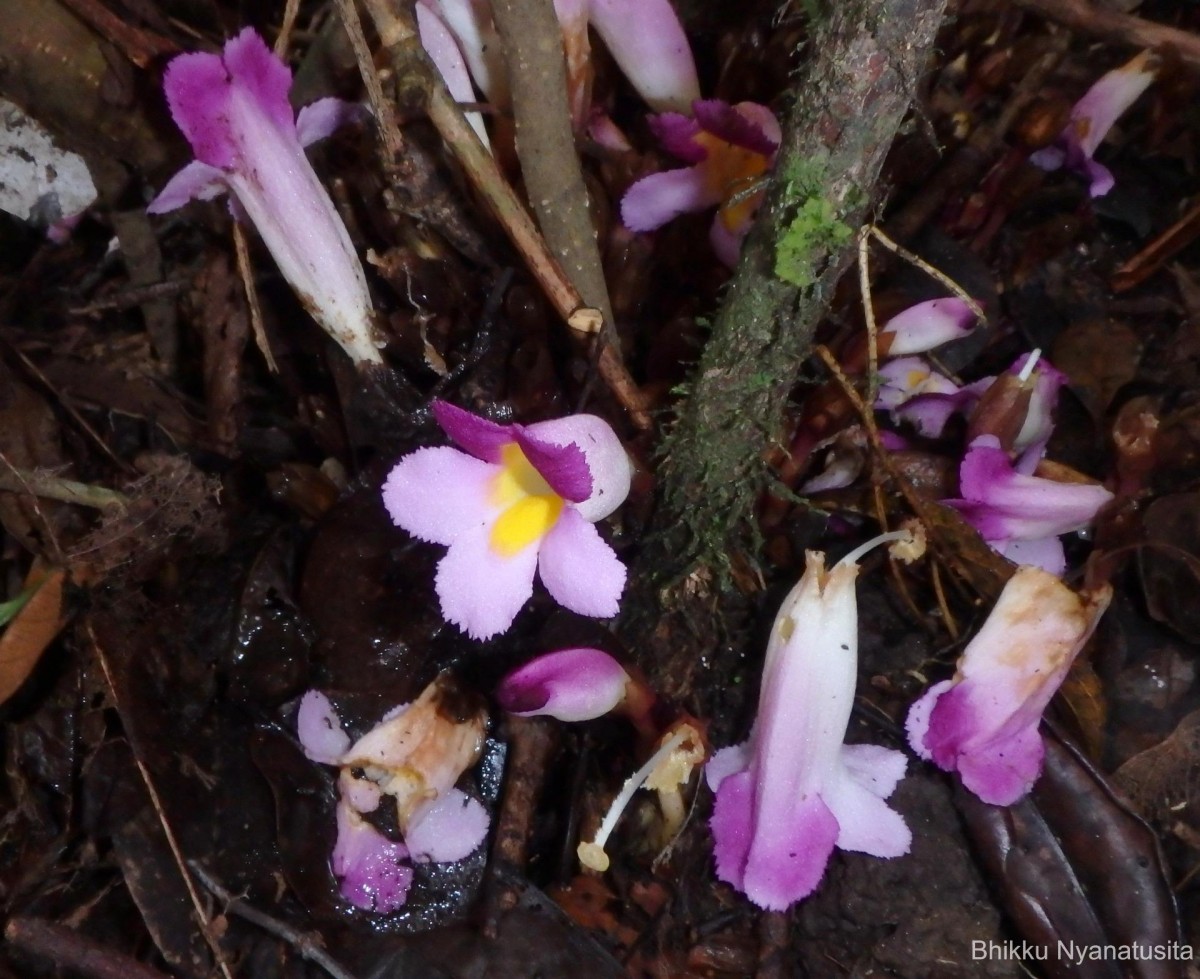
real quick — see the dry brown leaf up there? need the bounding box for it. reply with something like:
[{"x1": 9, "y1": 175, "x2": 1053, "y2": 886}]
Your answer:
[{"x1": 0, "y1": 562, "x2": 66, "y2": 706}]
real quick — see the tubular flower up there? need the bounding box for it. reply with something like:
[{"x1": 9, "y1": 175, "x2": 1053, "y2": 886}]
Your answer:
[
  {"x1": 906, "y1": 567, "x2": 1111, "y2": 805},
  {"x1": 943, "y1": 435, "x2": 1114, "y2": 576},
  {"x1": 1030, "y1": 49, "x2": 1157, "y2": 197},
  {"x1": 383, "y1": 401, "x2": 632, "y2": 640},
  {"x1": 621, "y1": 100, "x2": 781, "y2": 267},
  {"x1": 149, "y1": 29, "x2": 381, "y2": 366},
  {"x1": 297, "y1": 677, "x2": 489, "y2": 913},
  {"x1": 497, "y1": 647, "x2": 632, "y2": 722},
  {"x1": 706, "y1": 532, "x2": 913, "y2": 911},
  {"x1": 878, "y1": 298, "x2": 978, "y2": 357},
  {"x1": 554, "y1": 0, "x2": 699, "y2": 126}
]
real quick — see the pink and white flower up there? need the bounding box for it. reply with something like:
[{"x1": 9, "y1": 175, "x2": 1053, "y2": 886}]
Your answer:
[
  {"x1": 706, "y1": 532, "x2": 912, "y2": 911},
  {"x1": 1030, "y1": 49, "x2": 1157, "y2": 197},
  {"x1": 297, "y1": 679, "x2": 489, "y2": 913},
  {"x1": 149, "y1": 29, "x2": 381, "y2": 366},
  {"x1": 906, "y1": 566, "x2": 1111, "y2": 805},
  {"x1": 876, "y1": 357, "x2": 972, "y2": 438},
  {"x1": 383, "y1": 401, "x2": 632, "y2": 640},
  {"x1": 621, "y1": 100, "x2": 781, "y2": 266},
  {"x1": 416, "y1": 0, "x2": 697, "y2": 137},
  {"x1": 942, "y1": 435, "x2": 1114, "y2": 575},
  {"x1": 878, "y1": 298, "x2": 978, "y2": 357},
  {"x1": 497, "y1": 647, "x2": 632, "y2": 721},
  {"x1": 554, "y1": 0, "x2": 699, "y2": 125}
]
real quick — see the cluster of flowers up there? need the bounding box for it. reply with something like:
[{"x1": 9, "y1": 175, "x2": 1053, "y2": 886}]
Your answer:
[
  {"x1": 142, "y1": 11, "x2": 1140, "y2": 921},
  {"x1": 805, "y1": 296, "x2": 1115, "y2": 577}
]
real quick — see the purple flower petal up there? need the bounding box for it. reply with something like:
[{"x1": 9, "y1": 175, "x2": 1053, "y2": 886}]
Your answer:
[
  {"x1": 705, "y1": 741, "x2": 751, "y2": 791},
  {"x1": 514, "y1": 431, "x2": 592, "y2": 503},
  {"x1": 903, "y1": 680, "x2": 951, "y2": 762},
  {"x1": 586, "y1": 0, "x2": 700, "y2": 113},
  {"x1": 994, "y1": 535, "x2": 1066, "y2": 576},
  {"x1": 1032, "y1": 50, "x2": 1156, "y2": 198},
  {"x1": 221, "y1": 27, "x2": 295, "y2": 133},
  {"x1": 1069, "y1": 49, "x2": 1156, "y2": 160},
  {"x1": 955, "y1": 721, "x2": 1045, "y2": 806},
  {"x1": 147, "y1": 160, "x2": 228, "y2": 214},
  {"x1": 649, "y1": 112, "x2": 706, "y2": 163},
  {"x1": 332, "y1": 802, "x2": 413, "y2": 913},
  {"x1": 432, "y1": 400, "x2": 512, "y2": 463},
  {"x1": 710, "y1": 768, "x2": 754, "y2": 893},
  {"x1": 880, "y1": 298, "x2": 977, "y2": 356},
  {"x1": 840, "y1": 743, "x2": 908, "y2": 799},
  {"x1": 294, "y1": 98, "x2": 364, "y2": 147},
  {"x1": 946, "y1": 435, "x2": 1113, "y2": 543},
  {"x1": 825, "y1": 771, "x2": 911, "y2": 857},
  {"x1": 382, "y1": 446, "x2": 497, "y2": 546},
  {"x1": 537, "y1": 509, "x2": 626, "y2": 618},
  {"x1": 436, "y1": 524, "x2": 539, "y2": 639},
  {"x1": 741, "y1": 794, "x2": 840, "y2": 910},
  {"x1": 708, "y1": 216, "x2": 745, "y2": 268},
  {"x1": 162, "y1": 51, "x2": 241, "y2": 169},
  {"x1": 524, "y1": 413, "x2": 631, "y2": 520},
  {"x1": 693, "y1": 99, "x2": 780, "y2": 156},
  {"x1": 621, "y1": 165, "x2": 720, "y2": 232},
  {"x1": 404, "y1": 787, "x2": 490, "y2": 862},
  {"x1": 497, "y1": 647, "x2": 630, "y2": 721},
  {"x1": 297, "y1": 690, "x2": 350, "y2": 764}
]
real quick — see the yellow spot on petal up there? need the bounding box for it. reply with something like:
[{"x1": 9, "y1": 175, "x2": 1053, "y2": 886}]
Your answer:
[{"x1": 489, "y1": 442, "x2": 565, "y2": 556}]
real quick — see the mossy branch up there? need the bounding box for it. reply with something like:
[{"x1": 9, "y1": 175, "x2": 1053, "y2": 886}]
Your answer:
[{"x1": 655, "y1": 0, "x2": 948, "y2": 580}]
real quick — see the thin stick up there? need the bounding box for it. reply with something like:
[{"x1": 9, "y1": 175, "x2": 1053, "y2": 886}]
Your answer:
[
  {"x1": 232, "y1": 223, "x2": 279, "y2": 373},
  {"x1": 274, "y1": 0, "x2": 302, "y2": 57},
  {"x1": 87, "y1": 624, "x2": 236, "y2": 979},
  {"x1": 867, "y1": 226, "x2": 986, "y2": 323},
  {"x1": 858, "y1": 227, "x2": 881, "y2": 408},
  {"x1": 188, "y1": 863, "x2": 358, "y2": 979},
  {"x1": 357, "y1": 0, "x2": 651, "y2": 428},
  {"x1": 930, "y1": 560, "x2": 959, "y2": 638}
]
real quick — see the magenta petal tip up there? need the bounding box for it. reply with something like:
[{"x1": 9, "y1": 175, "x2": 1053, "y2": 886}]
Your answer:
[{"x1": 497, "y1": 647, "x2": 631, "y2": 721}]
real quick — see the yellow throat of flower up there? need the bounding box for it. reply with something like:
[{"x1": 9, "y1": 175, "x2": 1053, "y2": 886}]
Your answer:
[
  {"x1": 490, "y1": 442, "x2": 565, "y2": 556},
  {"x1": 694, "y1": 132, "x2": 771, "y2": 233}
]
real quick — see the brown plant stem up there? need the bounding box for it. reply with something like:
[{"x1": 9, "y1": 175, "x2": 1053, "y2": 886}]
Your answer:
[
  {"x1": 5, "y1": 917, "x2": 172, "y2": 979},
  {"x1": 625, "y1": 0, "x2": 948, "y2": 707},
  {"x1": 357, "y1": 0, "x2": 650, "y2": 428},
  {"x1": 490, "y1": 0, "x2": 617, "y2": 338}
]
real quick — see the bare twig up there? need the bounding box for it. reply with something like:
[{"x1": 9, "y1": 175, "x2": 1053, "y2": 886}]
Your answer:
[
  {"x1": 1012, "y1": 0, "x2": 1200, "y2": 70},
  {"x1": 232, "y1": 223, "x2": 280, "y2": 373},
  {"x1": 87, "y1": 623, "x2": 236, "y2": 979},
  {"x1": 490, "y1": 0, "x2": 617, "y2": 336},
  {"x1": 356, "y1": 0, "x2": 651, "y2": 428},
  {"x1": 188, "y1": 862, "x2": 358, "y2": 979},
  {"x1": 274, "y1": 0, "x2": 302, "y2": 57},
  {"x1": 5, "y1": 917, "x2": 171, "y2": 979}
]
